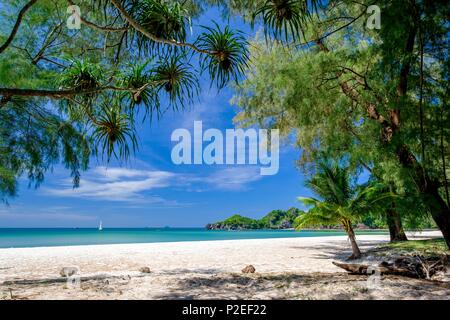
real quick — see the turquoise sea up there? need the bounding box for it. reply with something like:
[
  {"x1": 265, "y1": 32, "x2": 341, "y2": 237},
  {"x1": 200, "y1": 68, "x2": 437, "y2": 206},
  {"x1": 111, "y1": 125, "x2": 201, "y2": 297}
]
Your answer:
[{"x1": 0, "y1": 228, "x2": 389, "y2": 248}]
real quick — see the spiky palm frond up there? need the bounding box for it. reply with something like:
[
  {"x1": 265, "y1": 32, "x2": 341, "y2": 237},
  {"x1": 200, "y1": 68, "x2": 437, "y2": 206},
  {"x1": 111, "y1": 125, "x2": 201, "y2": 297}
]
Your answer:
[
  {"x1": 297, "y1": 195, "x2": 351, "y2": 226},
  {"x1": 59, "y1": 60, "x2": 103, "y2": 92},
  {"x1": 296, "y1": 162, "x2": 394, "y2": 230},
  {"x1": 59, "y1": 60, "x2": 104, "y2": 123},
  {"x1": 348, "y1": 182, "x2": 396, "y2": 214},
  {"x1": 197, "y1": 22, "x2": 249, "y2": 89},
  {"x1": 305, "y1": 162, "x2": 352, "y2": 205},
  {"x1": 92, "y1": 103, "x2": 137, "y2": 161},
  {"x1": 119, "y1": 60, "x2": 160, "y2": 118},
  {"x1": 131, "y1": 0, "x2": 189, "y2": 52},
  {"x1": 295, "y1": 202, "x2": 341, "y2": 228},
  {"x1": 153, "y1": 54, "x2": 199, "y2": 109},
  {"x1": 253, "y1": 0, "x2": 323, "y2": 42}
]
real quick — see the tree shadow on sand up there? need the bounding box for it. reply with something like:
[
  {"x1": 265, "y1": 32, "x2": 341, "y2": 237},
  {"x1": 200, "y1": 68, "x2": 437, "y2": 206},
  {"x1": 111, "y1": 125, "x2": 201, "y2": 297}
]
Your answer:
[
  {"x1": 152, "y1": 272, "x2": 450, "y2": 300},
  {"x1": 155, "y1": 268, "x2": 223, "y2": 276},
  {"x1": 152, "y1": 273, "x2": 360, "y2": 300},
  {"x1": 289, "y1": 240, "x2": 385, "y2": 261}
]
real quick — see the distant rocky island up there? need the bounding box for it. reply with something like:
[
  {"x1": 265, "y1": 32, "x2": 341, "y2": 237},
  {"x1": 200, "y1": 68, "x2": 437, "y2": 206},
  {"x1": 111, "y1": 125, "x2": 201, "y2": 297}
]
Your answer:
[{"x1": 206, "y1": 208, "x2": 303, "y2": 230}]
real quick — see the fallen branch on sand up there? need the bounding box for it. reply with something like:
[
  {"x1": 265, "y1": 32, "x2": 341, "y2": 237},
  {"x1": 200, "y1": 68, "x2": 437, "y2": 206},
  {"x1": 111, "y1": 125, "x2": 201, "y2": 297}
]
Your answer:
[
  {"x1": 333, "y1": 255, "x2": 448, "y2": 280},
  {"x1": 333, "y1": 261, "x2": 417, "y2": 278},
  {"x1": 2, "y1": 273, "x2": 150, "y2": 286}
]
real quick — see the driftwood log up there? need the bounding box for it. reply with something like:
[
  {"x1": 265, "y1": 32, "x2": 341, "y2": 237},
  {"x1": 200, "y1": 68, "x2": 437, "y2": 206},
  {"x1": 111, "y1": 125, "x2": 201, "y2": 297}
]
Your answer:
[
  {"x1": 2, "y1": 273, "x2": 149, "y2": 286},
  {"x1": 333, "y1": 255, "x2": 448, "y2": 280}
]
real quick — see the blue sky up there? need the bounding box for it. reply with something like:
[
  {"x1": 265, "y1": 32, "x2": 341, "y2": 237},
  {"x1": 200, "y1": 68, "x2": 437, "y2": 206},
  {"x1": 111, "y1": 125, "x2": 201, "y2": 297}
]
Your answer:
[{"x1": 0, "y1": 6, "x2": 314, "y2": 228}]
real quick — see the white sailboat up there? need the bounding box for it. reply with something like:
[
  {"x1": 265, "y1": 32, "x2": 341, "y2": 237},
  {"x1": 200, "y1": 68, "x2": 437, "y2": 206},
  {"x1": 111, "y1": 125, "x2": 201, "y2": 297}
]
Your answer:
[{"x1": 98, "y1": 220, "x2": 103, "y2": 231}]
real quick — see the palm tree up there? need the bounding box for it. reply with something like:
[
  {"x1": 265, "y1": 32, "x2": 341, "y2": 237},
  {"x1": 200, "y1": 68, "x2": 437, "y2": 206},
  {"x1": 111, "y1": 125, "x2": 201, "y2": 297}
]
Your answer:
[{"x1": 296, "y1": 162, "x2": 390, "y2": 259}]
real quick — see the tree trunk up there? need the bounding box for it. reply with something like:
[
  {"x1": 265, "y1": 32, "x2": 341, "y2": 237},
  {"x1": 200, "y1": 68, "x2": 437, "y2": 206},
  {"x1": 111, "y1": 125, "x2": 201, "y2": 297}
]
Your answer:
[
  {"x1": 386, "y1": 203, "x2": 408, "y2": 242},
  {"x1": 423, "y1": 184, "x2": 450, "y2": 249},
  {"x1": 440, "y1": 104, "x2": 450, "y2": 206},
  {"x1": 397, "y1": 145, "x2": 450, "y2": 249},
  {"x1": 343, "y1": 219, "x2": 361, "y2": 259}
]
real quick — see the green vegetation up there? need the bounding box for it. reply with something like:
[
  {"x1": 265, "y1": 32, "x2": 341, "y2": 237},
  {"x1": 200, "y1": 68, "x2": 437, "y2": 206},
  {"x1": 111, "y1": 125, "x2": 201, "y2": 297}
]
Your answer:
[
  {"x1": 260, "y1": 208, "x2": 302, "y2": 229},
  {"x1": 207, "y1": 208, "x2": 303, "y2": 230},
  {"x1": 369, "y1": 239, "x2": 449, "y2": 261},
  {"x1": 296, "y1": 162, "x2": 394, "y2": 259},
  {"x1": 379, "y1": 239, "x2": 448, "y2": 255},
  {"x1": 209, "y1": 214, "x2": 263, "y2": 230},
  {"x1": 231, "y1": 1, "x2": 450, "y2": 248}
]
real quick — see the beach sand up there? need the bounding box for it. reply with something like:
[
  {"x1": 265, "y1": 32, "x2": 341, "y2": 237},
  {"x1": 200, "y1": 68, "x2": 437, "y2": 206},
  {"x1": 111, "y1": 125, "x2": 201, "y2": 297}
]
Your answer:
[{"x1": 0, "y1": 231, "x2": 448, "y2": 300}]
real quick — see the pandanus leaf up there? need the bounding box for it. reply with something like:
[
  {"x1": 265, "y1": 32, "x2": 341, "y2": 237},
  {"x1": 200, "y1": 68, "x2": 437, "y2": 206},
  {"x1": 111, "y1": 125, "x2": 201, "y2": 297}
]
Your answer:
[
  {"x1": 92, "y1": 103, "x2": 138, "y2": 161},
  {"x1": 197, "y1": 22, "x2": 249, "y2": 89},
  {"x1": 153, "y1": 54, "x2": 199, "y2": 109},
  {"x1": 59, "y1": 60, "x2": 103, "y2": 92},
  {"x1": 131, "y1": 0, "x2": 189, "y2": 52},
  {"x1": 119, "y1": 60, "x2": 160, "y2": 119},
  {"x1": 253, "y1": 0, "x2": 323, "y2": 42}
]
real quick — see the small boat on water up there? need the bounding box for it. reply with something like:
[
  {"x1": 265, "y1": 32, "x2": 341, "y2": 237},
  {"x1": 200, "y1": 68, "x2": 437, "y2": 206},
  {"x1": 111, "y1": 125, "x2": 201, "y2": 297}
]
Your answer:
[{"x1": 98, "y1": 221, "x2": 103, "y2": 231}]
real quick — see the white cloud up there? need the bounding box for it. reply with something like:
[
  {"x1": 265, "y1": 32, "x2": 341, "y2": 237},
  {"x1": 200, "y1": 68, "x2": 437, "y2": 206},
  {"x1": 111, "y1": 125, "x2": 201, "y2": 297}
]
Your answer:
[
  {"x1": 93, "y1": 166, "x2": 162, "y2": 181},
  {"x1": 42, "y1": 164, "x2": 265, "y2": 203},
  {"x1": 42, "y1": 166, "x2": 176, "y2": 202}
]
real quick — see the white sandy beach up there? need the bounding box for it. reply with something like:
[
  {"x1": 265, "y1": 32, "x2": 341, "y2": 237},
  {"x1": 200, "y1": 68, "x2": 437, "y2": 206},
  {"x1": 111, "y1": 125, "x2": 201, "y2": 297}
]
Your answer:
[{"x1": 0, "y1": 231, "x2": 449, "y2": 300}]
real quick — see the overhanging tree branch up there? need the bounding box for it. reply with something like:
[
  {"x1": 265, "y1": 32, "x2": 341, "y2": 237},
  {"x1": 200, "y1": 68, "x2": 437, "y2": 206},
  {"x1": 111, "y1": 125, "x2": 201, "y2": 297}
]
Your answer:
[
  {"x1": 0, "y1": 81, "x2": 165, "y2": 101},
  {"x1": 316, "y1": 39, "x2": 394, "y2": 142},
  {"x1": 109, "y1": 0, "x2": 212, "y2": 55},
  {"x1": 0, "y1": 0, "x2": 39, "y2": 55},
  {"x1": 293, "y1": 9, "x2": 366, "y2": 49}
]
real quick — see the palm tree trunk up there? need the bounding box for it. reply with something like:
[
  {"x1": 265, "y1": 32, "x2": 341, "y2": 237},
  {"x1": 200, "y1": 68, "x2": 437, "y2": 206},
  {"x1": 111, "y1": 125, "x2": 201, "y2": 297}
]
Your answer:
[{"x1": 342, "y1": 219, "x2": 361, "y2": 259}]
